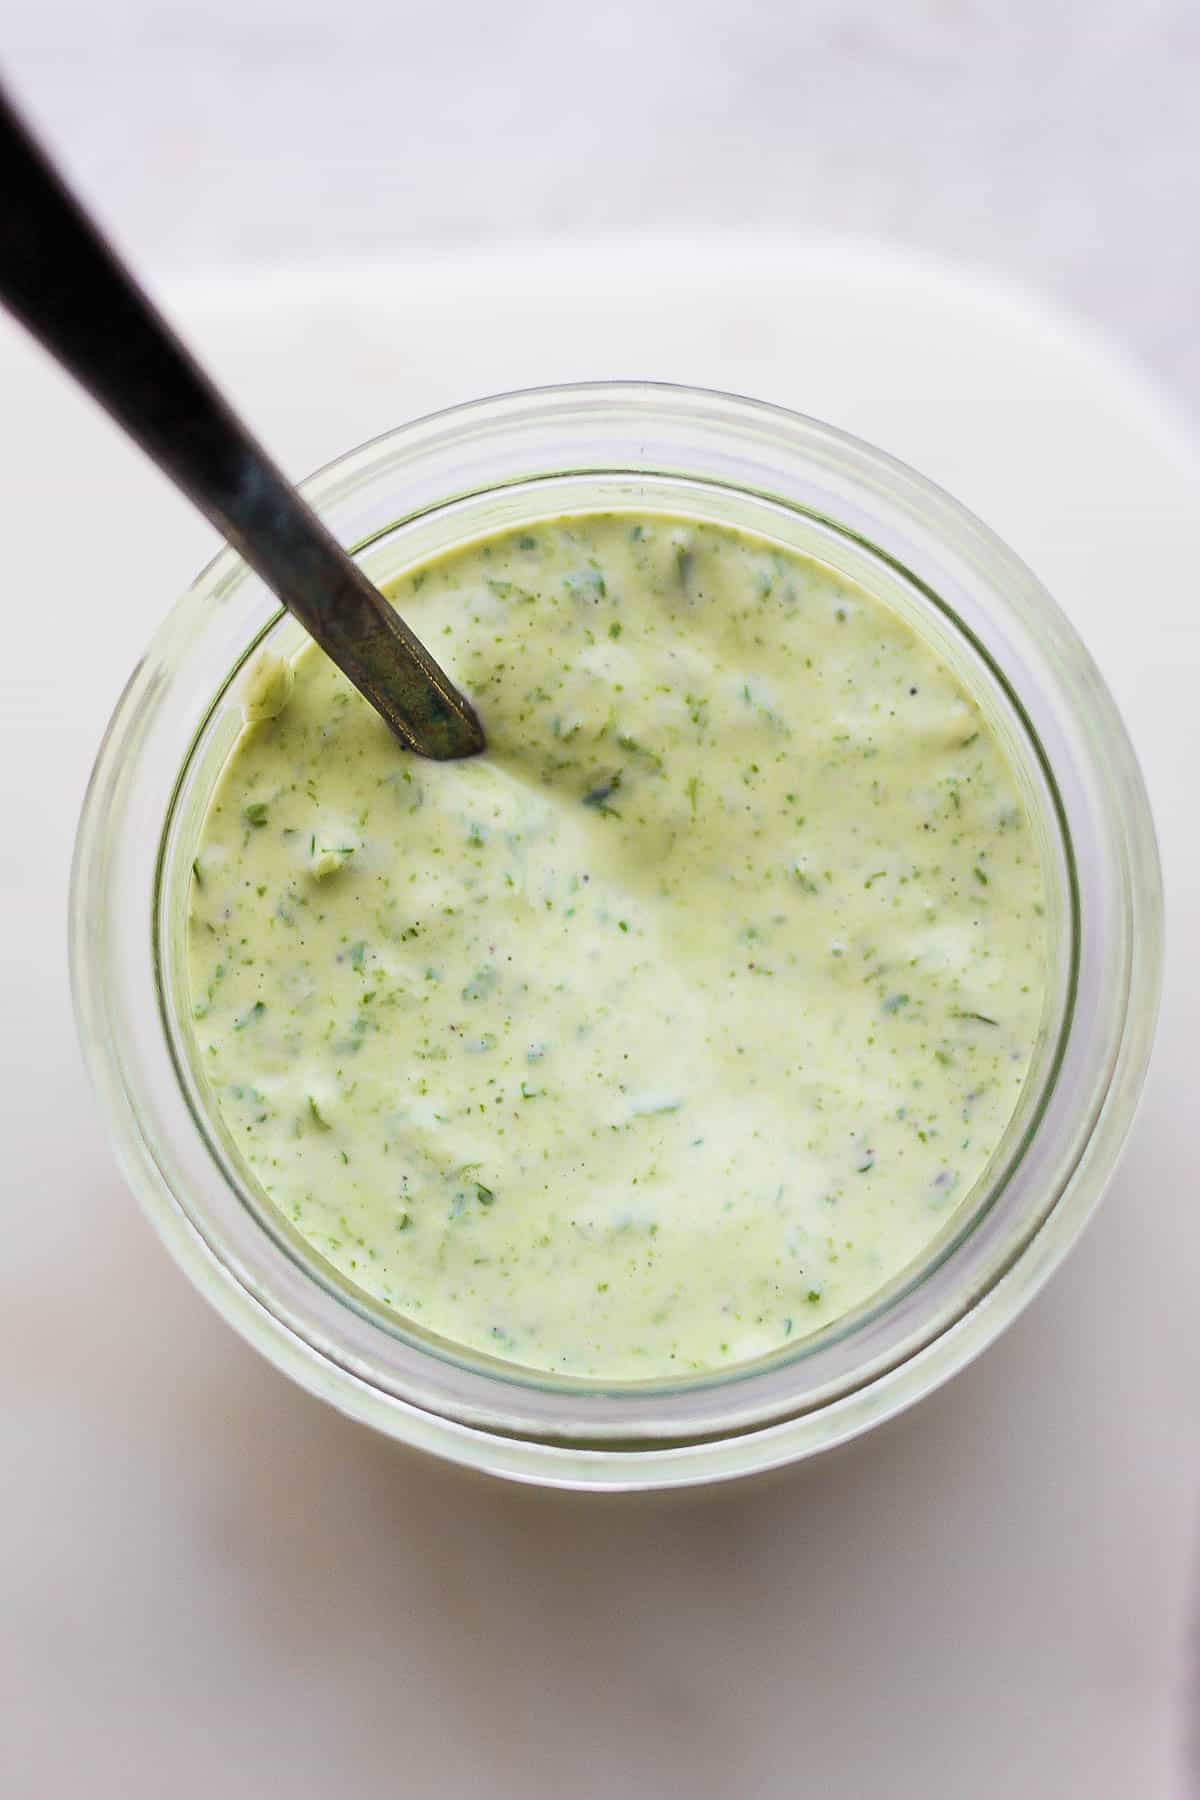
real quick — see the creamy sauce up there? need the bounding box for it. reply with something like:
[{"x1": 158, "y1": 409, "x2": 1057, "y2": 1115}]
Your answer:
[{"x1": 187, "y1": 514, "x2": 1047, "y2": 1378}]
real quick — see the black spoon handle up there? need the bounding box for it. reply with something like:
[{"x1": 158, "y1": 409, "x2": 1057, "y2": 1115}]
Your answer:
[{"x1": 0, "y1": 85, "x2": 484, "y2": 761}]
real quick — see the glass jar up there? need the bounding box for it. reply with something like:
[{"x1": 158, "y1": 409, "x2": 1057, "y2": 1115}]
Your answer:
[{"x1": 70, "y1": 383, "x2": 1162, "y2": 1489}]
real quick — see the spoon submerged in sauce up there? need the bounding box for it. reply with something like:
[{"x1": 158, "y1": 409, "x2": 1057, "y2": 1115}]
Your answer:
[{"x1": 0, "y1": 83, "x2": 485, "y2": 762}]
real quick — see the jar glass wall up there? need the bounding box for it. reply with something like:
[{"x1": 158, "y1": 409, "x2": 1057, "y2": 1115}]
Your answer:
[{"x1": 70, "y1": 384, "x2": 1162, "y2": 1488}]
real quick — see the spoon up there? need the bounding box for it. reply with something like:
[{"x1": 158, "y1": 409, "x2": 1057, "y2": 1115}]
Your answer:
[{"x1": 0, "y1": 84, "x2": 485, "y2": 762}]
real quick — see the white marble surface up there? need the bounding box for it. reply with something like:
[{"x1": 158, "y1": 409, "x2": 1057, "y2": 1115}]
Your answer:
[
  {"x1": 5, "y1": 0, "x2": 1200, "y2": 411},
  {"x1": 1, "y1": 242, "x2": 1199, "y2": 1796}
]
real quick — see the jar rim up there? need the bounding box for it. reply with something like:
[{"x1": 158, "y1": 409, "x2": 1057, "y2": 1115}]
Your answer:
[{"x1": 71, "y1": 381, "x2": 1163, "y2": 1488}]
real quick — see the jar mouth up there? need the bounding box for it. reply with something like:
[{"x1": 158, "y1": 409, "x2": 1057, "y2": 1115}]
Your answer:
[{"x1": 72, "y1": 382, "x2": 1162, "y2": 1482}]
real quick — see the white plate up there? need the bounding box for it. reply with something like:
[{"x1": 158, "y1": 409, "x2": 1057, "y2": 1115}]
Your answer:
[{"x1": 1, "y1": 242, "x2": 1196, "y2": 1798}]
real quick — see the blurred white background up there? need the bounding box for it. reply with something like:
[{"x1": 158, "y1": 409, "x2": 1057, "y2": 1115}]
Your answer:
[
  {"x1": 4, "y1": 6, "x2": 1200, "y2": 1798},
  {"x1": 6, "y1": 0, "x2": 1200, "y2": 405}
]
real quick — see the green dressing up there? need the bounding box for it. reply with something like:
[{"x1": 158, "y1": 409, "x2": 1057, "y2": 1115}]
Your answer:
[{"x1": 187, "y1": 513, "x2": 1047, "y2": 1378}]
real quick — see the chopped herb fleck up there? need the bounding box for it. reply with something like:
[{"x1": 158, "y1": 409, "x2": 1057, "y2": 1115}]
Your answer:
[{"x1": 582, "y1": 772, "x2": 622, "y2": 815}]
